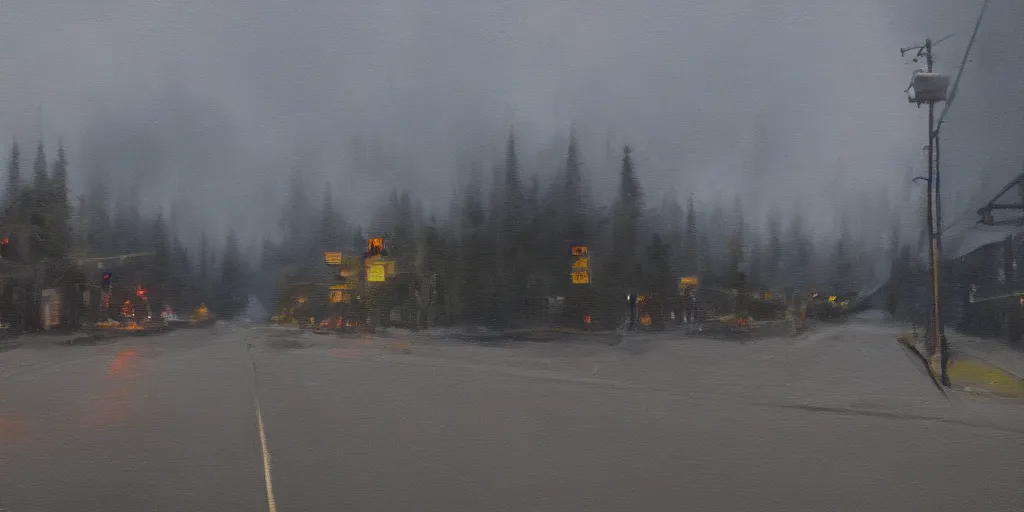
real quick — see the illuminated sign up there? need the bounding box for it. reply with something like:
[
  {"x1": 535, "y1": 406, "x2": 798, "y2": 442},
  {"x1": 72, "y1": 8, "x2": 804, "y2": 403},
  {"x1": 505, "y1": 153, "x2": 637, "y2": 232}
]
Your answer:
[
  {"x1": 680, "y1": 276, "x2": 698, "y2": 287},
  {"x1": 571, "y1": 270, "x2": 590, "y2": 285},
  {"x1": 367, "y1": 263, "x2": 386, "y2": 282},
  {"x1": 367, "y1": 237, "x2": 384, "y2": 255},
  {"x1": 570, "y1": 245, "x2": 588, "y2": 256},
  {"x1": 329, "y1": 283, "x2": 353, "y2": 291},
  {"x1": 572, "y1": 257, "x2": 590, "y2": 269},
  {"x1": 324, "y1": 252, "x2": 343, "y2": 266}
]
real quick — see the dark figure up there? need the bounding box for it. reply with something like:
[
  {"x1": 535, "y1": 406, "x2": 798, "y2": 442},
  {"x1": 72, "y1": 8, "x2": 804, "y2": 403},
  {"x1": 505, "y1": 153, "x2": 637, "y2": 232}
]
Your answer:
[{"x1": 886, "y1": 291, "x2": 897, "y2": 321}]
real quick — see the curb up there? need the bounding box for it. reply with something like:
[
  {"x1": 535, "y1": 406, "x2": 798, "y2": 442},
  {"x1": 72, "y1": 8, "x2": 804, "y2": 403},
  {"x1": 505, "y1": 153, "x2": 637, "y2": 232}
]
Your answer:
[
  {"x1": 930, "y1": 353, "x2": 1024, "y2": 398},
  {"x1": 898, "y1": 332, "x2": 1024, "y2": 398}
]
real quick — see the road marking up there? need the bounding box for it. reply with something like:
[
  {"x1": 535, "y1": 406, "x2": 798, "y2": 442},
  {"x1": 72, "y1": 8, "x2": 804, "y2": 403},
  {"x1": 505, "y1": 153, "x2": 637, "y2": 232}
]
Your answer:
[
  {"x1": 247, "y1": 344, "x2": 278, "y2": 512},
  {"x1": 254, "y1": 399, "x2": 278, "y2": 512}
]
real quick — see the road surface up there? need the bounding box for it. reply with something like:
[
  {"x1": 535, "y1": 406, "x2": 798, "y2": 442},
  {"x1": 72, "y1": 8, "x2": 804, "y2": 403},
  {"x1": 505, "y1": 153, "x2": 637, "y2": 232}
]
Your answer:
[{"x1": 2, "y1": 318, "x2": 1022, "y2": 511}]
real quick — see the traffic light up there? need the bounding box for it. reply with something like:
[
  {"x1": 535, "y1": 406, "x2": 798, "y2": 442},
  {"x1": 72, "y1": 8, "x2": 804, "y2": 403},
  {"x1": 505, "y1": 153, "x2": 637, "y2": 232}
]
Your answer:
[{"x1": 102, "y1": 272, "x2": 112, "y2": 287}]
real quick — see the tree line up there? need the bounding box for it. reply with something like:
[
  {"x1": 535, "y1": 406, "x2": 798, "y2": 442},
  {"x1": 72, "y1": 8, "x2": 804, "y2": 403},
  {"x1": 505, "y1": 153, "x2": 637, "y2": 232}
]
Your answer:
[
  {"x1": 258, "y1": 131, "x2": 895, "y2": 329},
  {"x1": 2, "y1": 131, "x2": 899, "y2": 330}
]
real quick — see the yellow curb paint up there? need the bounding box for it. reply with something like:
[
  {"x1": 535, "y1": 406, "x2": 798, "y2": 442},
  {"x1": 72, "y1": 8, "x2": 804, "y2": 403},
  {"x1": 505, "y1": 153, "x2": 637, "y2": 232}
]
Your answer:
[{"x1": 933, "y1": 355, "x2": 1024, "y2": 398}]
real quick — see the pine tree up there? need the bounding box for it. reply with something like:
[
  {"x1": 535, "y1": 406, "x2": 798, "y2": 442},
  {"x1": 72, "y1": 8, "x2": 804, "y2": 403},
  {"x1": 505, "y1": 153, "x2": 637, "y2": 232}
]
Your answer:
[
  {"x1": 612, "y1": 145, "x2": 643, "y2": 285},
  {"x1": 318, "y1": 184, "x2": 340, "y2": 253},
  {"x1": 149, "y1": 213, "x2": 171, "y2": 307},
  {"x1": 660, "y1": 189, "x2": 684, "y2": 277},
  {"x1": 5, "y1": 139, "x2": 20, "y2": 209},
  {"x1": 787, "y1": 211, "x2": 813, "y2": 289},
  {"x1": 765, "y1": 208, "x2": 783, "y2": 288},
  {"x1": 646, "y1": 233, "x2": 672, "y2": 324},
  {"x1": 684, "y1": 195, "x2": 699, "y2": 276},
  {"x1": 831, "y1": 221, "x2": 855, "y2": 293},
  {"x1": 31, "y1": 141, "x2": 47, "y2": 192},
  {"x1": 219, "y1": 229, "x2": 247, "y2": 315},
  {"x1": 198, "y1": 231, "x2": 210, "y2": 301},
  {"x1": 282, "y1": 166, "x2": 311, "y2": 258},
  {"x1": 47, "y1": 142, "x2": 71, "y2": 256},
  {"x1": 497, "y1": 132, "x2": 526, "y2": 327},
  {"x1": 726, "y1": 197, "x2": 745, "y2": 277},
  {"x1": 458, "y1": 164, "x2": 488, "y2": 324}
]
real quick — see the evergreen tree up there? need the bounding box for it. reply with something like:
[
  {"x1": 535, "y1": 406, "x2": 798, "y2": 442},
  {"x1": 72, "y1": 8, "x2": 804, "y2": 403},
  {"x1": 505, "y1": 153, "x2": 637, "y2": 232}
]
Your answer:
[
  {"x1": 47, "y1": 142, "x2": 71, "y2": 256},
  {"x1": 281, "y1": 166, "x2": 311, "y2": 258},
  {"x1": 726, "y1": 197, "x2": 745, "y2": 277},
  {"x1": 830, "y1": 220, "x2": 855, "y2": 293},
  {"x1": 495, "y1": 132, "x2": 526, "y2": 326},
  {"x1": 765, "y1": 208, "x2": 784, "y2": 288},
  {"x1": 458, "y1": 164, "x2": 488, "y2": 324},
  {"x1": 684, "y1": 195, "x2": 699, "y2": 276},
  {"x1": 786, "y1": 211, "x2": 813, "y2": 289},
  {"x1": 611, "y1": 145, "x2": 643, "y2": 284},
  {"x1": 148, "y1": 213, "x2": 171, "y2": 308},
  {"x1": 219, "y1": 229, "x2": 247, "y2": 315},
  {"x1": 198, "y1": 230, "x2": 210, "y2": 301},
  {"x1": 5, "y1": 139, "x2": 20, "y2": 209},
  {"x1": 660, "y1": 189, "x2": 684, "y2": 278},
  {"x1": 318, "y1": 184, "x2": 341, "y2": 254},
  {"x1": 31, "y1": 141, "x2": 47, "y2": 192},
  {"x1": 646, "y1": 233, "x2": 672, "y2": 324}
]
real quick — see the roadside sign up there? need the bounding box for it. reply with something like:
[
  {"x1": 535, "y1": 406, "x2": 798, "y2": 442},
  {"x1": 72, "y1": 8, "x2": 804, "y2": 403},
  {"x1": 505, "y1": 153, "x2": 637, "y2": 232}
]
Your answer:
[
  {"x1": 367, "y1": 263, "x2": 386, "y2": 282},
  {"x1": 329, "y1": 290, "x2": 353, "y2": 304},
  {"x1": 572, "y1": 257, "x2": 590, "y2": 269},
  {"x1": 570, "y1": 245, "x2": 588, "y2": 256},
  {"x1": 325, "y1": 252, "x2": 343, "y2": 266},
  {"x1": 329, "y1": 283, "x2": 353, "y2": 291},
  {"x1": 367, "y1": 237, "x2": 384, "y2": 254},
  {"x1": 680, "y1": 276, "x2": 698, "y2": 287},
  {"x1": 571, "y1": 270, "x2": 590, "y2": 285}
]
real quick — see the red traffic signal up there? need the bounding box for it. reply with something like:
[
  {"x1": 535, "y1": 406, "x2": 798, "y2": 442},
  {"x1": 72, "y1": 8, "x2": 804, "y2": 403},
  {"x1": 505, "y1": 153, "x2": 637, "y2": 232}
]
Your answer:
[{"x1": 102, "y1": 273, "x2": 113, "y2": 286}]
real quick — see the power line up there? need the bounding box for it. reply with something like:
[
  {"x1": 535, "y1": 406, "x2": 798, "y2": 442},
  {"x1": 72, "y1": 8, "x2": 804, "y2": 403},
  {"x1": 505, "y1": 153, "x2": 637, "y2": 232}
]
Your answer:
[{"x1": 935, "y1": 0, "x2": 992, "y2": 136}]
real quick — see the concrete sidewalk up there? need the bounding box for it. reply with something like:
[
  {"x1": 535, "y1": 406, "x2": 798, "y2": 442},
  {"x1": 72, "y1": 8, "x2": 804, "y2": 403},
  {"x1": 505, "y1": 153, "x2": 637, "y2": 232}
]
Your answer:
[
  {"x1": 897, "y1": 329, "x2": 1024, "y2": 397},
  {"x1": 946, "y1": 332, "x2": 1024, "y2": 379}
]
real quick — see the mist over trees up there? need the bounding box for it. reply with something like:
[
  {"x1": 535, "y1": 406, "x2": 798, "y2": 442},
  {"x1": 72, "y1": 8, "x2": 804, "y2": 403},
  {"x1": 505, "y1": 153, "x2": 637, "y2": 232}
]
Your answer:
[{"x1": 0, "y1": 127, "x2": 921, "y2": 330}]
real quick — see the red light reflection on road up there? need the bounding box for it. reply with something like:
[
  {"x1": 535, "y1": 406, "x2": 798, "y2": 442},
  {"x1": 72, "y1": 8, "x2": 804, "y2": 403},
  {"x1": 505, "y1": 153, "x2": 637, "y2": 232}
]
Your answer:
[{"x1": 107, "y1": 349, "x2": 139, "y2": 378}]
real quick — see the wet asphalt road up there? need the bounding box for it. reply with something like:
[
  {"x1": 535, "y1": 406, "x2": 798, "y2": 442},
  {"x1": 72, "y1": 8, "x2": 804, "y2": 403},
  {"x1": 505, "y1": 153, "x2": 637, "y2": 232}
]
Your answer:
[{"x1": 1, "y1": 319, "x2": 1023, "y2": 511}]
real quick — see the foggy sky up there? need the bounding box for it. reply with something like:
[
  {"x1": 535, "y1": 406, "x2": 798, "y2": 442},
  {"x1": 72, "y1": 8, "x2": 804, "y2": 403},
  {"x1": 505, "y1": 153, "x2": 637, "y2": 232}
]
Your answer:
[{"x1": 0, "y1": 0, "x2": 1020, "y2": 254}]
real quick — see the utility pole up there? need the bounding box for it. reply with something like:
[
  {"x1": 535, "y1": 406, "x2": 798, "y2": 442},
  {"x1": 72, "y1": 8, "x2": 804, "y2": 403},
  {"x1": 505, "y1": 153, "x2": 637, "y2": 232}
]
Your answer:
[{"x1": 903, "y1": 36, "x2": 952, "y2": 386}]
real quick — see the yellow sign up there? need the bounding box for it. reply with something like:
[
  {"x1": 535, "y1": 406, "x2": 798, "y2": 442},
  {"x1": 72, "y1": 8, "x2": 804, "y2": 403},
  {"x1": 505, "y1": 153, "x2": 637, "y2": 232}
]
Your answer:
[
  {"x1": 571, "y1": 270, "x2": 590, "y2": 285},
  {"x1": 329, "y1": 283, "x2": 353, "y2": 291},
  {"x1": 680, "y1": 276, "x2": 698, "y2": 287},
  {"x1": 329, "y1": 290, "x2": 344, "y2": 304},
  {"x1": 367, "y1": 263, "x2": 386, "y2": 282},
  {"x1": 571, "y1": 245, "x2": 588, "y2": 256},
  {"x1": 572, "y1": 257, "x2": 590, "y2": 269},
  {"x1": 367, "y1": 237, "x2": 384, "y2": 254},
  {"x1": 324, "y1": 252, "x2": 343, "y2": 266}
]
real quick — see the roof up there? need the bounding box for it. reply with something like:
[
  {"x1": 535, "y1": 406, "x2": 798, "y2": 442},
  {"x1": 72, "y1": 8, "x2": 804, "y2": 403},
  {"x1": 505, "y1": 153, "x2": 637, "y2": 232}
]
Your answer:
[{"x1": 945, "y1": 223, "x2": 1024, "y2": 260}]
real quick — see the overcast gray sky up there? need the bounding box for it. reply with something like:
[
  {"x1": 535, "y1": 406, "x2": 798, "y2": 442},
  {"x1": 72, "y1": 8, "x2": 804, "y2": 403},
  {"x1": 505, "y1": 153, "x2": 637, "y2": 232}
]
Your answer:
[{"x1": 0, "y1": 0, "x2": 1020, "y2": 250}]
